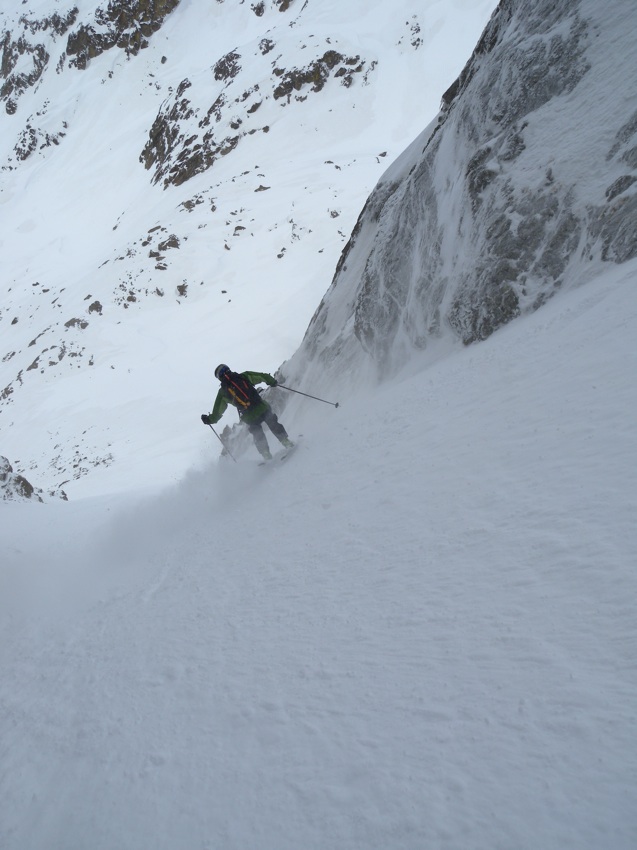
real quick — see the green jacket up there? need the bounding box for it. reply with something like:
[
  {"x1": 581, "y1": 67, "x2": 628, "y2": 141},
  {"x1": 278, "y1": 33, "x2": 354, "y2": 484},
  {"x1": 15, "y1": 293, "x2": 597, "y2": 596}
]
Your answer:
[{"x1": 208, "y1": 370, "x2": 277, "y2": 425}]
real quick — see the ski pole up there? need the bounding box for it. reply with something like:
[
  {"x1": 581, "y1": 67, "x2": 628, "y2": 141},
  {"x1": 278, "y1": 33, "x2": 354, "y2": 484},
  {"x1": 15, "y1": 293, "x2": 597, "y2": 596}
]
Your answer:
[
  {"x1": 209, "y1": 424, "x2": 237, "y2": 462},
  {"x1": 277, "y1": 384, "x2": 339, "y2": 408}
]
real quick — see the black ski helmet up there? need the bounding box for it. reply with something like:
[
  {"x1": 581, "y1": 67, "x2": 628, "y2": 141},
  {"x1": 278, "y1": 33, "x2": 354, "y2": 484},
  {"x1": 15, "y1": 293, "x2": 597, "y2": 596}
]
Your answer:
[{"x1": 215, "y1": 363, "x2": 230, "y2": 380}]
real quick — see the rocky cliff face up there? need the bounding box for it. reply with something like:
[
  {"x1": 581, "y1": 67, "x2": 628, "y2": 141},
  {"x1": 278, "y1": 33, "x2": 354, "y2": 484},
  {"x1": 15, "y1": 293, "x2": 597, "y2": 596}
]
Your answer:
[{"x1": 283, "y1": 0, "x2": 637, "y2": 387}]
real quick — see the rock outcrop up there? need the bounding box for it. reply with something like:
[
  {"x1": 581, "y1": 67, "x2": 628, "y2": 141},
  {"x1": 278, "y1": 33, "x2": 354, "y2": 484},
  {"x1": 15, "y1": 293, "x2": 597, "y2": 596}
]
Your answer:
[
  {"x1": 140, "y1": 40, "x2": 367, "y2": 188},
  {"x1": 0, "y1": 455, "x2": 67, "y2": 501},
  {"x1": 66, "y1": 0, "x2": 181, "y2": 70}
]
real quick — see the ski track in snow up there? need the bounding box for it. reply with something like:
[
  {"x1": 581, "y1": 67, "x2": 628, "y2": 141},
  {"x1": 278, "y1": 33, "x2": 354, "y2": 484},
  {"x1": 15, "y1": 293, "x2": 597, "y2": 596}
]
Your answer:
[{"x1": 1, "y1": 265, "x2": 636, "y2": 849}]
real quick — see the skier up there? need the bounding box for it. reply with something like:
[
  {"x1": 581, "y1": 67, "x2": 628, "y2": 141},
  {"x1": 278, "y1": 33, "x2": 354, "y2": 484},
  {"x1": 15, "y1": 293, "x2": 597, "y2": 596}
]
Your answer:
[{"x1": 201, "y1": 364, "x2": 294, "y2": 461}]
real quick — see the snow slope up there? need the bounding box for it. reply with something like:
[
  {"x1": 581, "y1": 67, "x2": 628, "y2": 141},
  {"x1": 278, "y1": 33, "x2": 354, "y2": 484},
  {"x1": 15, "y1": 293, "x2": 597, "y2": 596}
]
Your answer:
[{"x1": 2, "y1": 261, "x2": 636, "y2": 850}]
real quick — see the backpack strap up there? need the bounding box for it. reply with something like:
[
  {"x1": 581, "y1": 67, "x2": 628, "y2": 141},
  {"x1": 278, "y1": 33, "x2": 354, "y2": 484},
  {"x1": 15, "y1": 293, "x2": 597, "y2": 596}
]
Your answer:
[{"x1": 224, "y1": 371, "x2": 262, "y2": 411}]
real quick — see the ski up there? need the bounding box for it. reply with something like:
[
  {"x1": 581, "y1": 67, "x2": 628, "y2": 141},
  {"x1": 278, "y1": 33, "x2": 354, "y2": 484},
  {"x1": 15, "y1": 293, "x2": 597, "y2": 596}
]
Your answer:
[{"x1": 258, "y1": 441, "x2": 299, "y2": 466}]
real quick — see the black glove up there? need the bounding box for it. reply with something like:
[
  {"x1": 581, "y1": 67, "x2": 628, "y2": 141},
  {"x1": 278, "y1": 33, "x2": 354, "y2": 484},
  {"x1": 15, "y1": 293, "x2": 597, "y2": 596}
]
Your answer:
[{"x1": 201, "y1": 413, "x2": 211, "y2": 425}]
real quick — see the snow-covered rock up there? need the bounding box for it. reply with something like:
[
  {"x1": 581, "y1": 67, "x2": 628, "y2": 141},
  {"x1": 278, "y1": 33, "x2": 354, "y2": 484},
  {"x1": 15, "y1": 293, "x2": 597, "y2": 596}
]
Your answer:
[
  {"x1": 284, "y1": 0, "x2": 637, "y2": 387},
  {"x1": 0, "y1": 454, "x2": 66, "y2": 501}
]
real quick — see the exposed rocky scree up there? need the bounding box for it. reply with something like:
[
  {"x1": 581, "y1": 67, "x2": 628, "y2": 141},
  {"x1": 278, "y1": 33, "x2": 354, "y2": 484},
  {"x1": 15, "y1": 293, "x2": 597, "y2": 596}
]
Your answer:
[
  {"x1": 0, "y1": 0, "x2": 371, "y2": 186},
  {"x1": 1, "y1": 2, "x2": 180, "y2": 117},
  {"x1": 0, "y1": 7, "x2": 78, "y2": 114},
  {"x1": 282, "y1": 0, "x2": 637, "y2": 386},
  {"x1": 140, "y1": 44, "x2": 368, "y2": 188},
  {"x1": 66, "y1": 0, "x2": 181, "y2": 70},
  {"x1": 0, "y1": 455, "x2": 67, "y2": 501}
]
